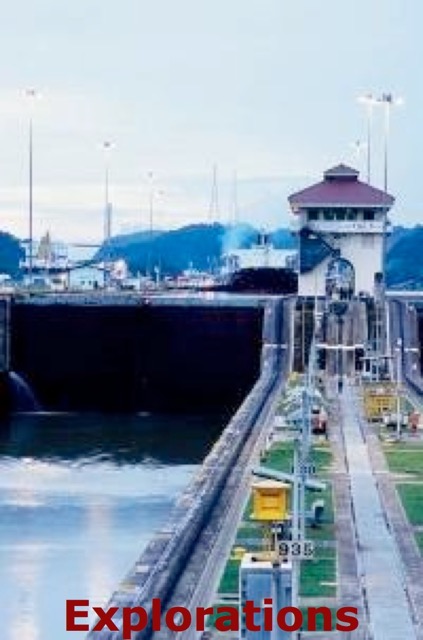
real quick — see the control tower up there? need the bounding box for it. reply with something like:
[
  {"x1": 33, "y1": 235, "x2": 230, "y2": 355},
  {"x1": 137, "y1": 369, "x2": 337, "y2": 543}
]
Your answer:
[{"x1": 288, "y1": 164, "x2": 394, "y2": 297}]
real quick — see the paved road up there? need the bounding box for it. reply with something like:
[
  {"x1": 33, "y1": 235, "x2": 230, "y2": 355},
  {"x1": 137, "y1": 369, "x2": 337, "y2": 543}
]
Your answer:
[{"x1": 341, "y1": 383, "x2": 417, "y2": 640}]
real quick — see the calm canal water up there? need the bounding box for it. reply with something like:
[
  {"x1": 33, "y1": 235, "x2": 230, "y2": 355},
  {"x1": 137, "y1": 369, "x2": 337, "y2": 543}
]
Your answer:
[{"x1": 0, "y1": 412, "x2": 224, "y2": 640}]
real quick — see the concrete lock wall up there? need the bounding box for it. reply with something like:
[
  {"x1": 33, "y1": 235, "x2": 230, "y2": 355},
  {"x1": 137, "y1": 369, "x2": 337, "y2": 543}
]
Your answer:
[
  {"x1": 9, "y1": 301, "x2": 264, "y2": 412},
  {"x1": 0, "y1": 298, "x2": 10, "y2": 372}
]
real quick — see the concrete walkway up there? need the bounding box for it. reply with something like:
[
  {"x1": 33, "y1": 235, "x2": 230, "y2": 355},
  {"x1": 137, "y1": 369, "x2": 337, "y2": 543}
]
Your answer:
[{"x1": 341, "y1": 384, "x2": 417, "y2": 640}]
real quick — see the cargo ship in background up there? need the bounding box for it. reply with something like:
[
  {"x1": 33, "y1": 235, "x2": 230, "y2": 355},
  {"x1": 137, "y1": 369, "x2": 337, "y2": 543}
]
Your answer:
[{"x1": 217, "y1": 231, "x2": 298, "y2": 294}]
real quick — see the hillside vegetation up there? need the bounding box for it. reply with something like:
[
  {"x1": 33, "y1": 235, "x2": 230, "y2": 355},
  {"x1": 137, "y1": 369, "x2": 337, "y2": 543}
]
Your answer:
[{"x1": 97, "y1": 223, "x2": 422, "y2": 289}]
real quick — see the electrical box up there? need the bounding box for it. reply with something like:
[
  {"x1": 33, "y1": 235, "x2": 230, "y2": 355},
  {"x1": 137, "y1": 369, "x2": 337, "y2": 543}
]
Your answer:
[{"x1": 251, "y1": 480, "x2": 290, "y2": 521}]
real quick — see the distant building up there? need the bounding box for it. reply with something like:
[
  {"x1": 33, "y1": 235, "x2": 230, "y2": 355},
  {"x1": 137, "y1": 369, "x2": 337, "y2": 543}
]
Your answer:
[
  {"x1": 19, "y1": 234, "x2": 106, "y2": 289},
  {"x1": 67, "y1": 264, "x2": 104, "y2": 290},
  {"x1": 20, "y1": 234, "x2": 69, "y2": 272},
  {"x1": 239, "y1": 553, "x2": 292, "y2": 640}
]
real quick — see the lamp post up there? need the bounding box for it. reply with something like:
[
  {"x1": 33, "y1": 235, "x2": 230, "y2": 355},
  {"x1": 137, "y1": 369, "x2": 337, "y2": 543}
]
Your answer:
[
  {"x1": 146, "y1": 172, "x2": 164, "y2": 280},
  {"x1": 102, "y1": 141, "x2": 114, "y2": 288},
  {"x1": 102, "y1": 141, "x2": 114, "y2": 243},
  {"x1": 357, "y1": 93, "x2": 378, "y2": 183},
  {"x1": 376, "y1": 93, "x2": 404, "y2": 193},
  {"x1": 350, "y1": 139, "x2": 367, "y2": 174},
  {"x1": 25, "y1": 89, "x2": 38, "y2": 287},
  {"x1": 148, "y1": 171, "x2": 154, "y2": 238},
  {"x1": 376, "y1": 94, "x2": 402, "y2": 376}
]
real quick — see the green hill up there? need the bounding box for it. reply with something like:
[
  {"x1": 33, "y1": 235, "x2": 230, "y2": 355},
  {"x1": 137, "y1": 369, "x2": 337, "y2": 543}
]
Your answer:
[
  {"x1": 97, "y1": 223, "x2": 297, "y2": 276},
  {"x1": 95, "y1": 222, "x2": 422, "y2": 289},
  {"x1": 386, "y1": 225, "x2": 423, "y2": 289},
  {"x1": 0, "y1": 232, "x2": 24, "y2": 276}
]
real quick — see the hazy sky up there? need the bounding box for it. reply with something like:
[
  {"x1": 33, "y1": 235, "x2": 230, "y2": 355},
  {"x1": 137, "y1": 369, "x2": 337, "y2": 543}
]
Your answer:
[{"x1": 0, "y1": 0, "x2": 420, "y2": 242}]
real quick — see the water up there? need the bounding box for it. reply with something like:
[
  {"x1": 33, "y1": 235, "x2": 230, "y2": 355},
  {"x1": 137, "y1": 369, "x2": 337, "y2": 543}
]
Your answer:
[
  {"x1": 0, "y1": 412, "x2": 223, "y2": 640},
  {"x1": 8, "y1": 371, "x2": 40, "y2": 412}
]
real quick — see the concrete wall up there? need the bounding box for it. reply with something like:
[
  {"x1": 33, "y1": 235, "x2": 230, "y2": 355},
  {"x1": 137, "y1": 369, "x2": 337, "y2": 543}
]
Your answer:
[{"x1": 10, "y1": 302, "x2": 264, "y2": 412}]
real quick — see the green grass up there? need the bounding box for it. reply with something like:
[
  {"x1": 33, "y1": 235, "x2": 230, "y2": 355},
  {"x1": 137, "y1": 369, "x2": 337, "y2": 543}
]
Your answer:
[
  {"x1": 260, "y1": 443, "x2": 333, "y2": 478},
  {"x1": 300, "y1": 547, "x2": 337, "y2": 597},
  {"x1": 397, "y1": 484, "x2": 423, "y2": 525},
  {"x1": 260, "y1": 443, "x2": 294, "y2": 472},
  {"x1": 385, "y1": 449, "x2": 423, "y2": 476},
  {"x1": 307, "y1": 521, "x2": 336, "y2": 541},
  {"x1": 253, "y1": 443, "x2": 335, "y2": 539},
  {"x1": 236, "y1": 521, "x2": 263, "y2": 540},
  {"x1": 218, "y1": 440, "x2": 337, "y2": 602},
  {"x1": 218, "y1": 558, "x2": 240, "y2": 594}
]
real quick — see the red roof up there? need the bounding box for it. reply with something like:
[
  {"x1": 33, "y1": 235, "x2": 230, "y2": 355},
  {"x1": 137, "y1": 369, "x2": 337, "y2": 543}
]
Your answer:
[{"x1": 289, "y1": 164, "x2": 394, "y2": 210}]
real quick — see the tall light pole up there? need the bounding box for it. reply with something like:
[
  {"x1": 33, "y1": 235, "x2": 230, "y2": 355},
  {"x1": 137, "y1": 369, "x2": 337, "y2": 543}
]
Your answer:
[
  {"x1": 376, "y1": 94, "x2": 402, "y2": 371},
  {"x1": 376, "y1": 93, "x2": 404, "y2": 193},
  {"x1": 101, "y1": 141, "x2": 114, "y2": 288},
  {"x1": 395, "y1": 338, "x2": 403, "y2": 441},
  {"x1": 25, "y1": 89, "x2": 38, "y2": 287},
  {"x1": 146, "y1": 172, "x2": 164, "y2": 279},
  {"x1": 148, "y1": 171, "x2": 154, "y2": 237},
  {"x1": 102, "y1": 141, "x2": 114, "y2": 243},
  {"x1": 357, "y1": 93, "x2": 377, "y2": 183},
  {"x1": 231, "y1": 169, "x2": 239, "y2": 225}
]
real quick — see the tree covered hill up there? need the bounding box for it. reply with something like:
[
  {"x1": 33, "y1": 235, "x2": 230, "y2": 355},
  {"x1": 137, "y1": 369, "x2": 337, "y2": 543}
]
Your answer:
[
  {"x1": 97, "y1": 223, "x2": 296, "y2": 275},
  {"x1": 0, "y1": 232, "x2": 24, "y2": 276},
  {"x1": 0, "y1": 222, "x2": 421, "y2": 288},
  {"x1": 95, "y1": 222, "x2": 423, "y2": 288},
  {"x1": 386, "y1": 225, "x2": 423, "y2": 288}
]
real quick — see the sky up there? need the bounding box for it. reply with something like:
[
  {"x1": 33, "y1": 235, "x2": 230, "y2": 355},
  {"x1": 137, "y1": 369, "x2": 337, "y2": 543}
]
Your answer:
[{"x1": 0, "y1": 0, "x2": 420, "y2": 243}]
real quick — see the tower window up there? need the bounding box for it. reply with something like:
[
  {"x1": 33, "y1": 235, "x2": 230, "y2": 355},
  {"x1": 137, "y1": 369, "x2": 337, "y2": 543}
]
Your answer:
[{"x1": 363, "y1": 210, "x2": 375, "y2": 221}]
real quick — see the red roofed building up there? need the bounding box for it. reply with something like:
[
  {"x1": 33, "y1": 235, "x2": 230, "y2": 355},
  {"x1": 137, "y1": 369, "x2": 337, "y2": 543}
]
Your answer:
[{"x1": 288, "y1": 164, "x2": 394, "y2": 297}]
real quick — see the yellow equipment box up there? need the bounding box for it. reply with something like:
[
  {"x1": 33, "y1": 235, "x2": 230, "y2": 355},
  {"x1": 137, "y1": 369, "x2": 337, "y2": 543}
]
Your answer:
[
  {"x1": 363, "y1": 383, "x2": 396, "y2": 421},
  {"x1": 251, "y1": 480, "x2": 290, "y2": 521}
]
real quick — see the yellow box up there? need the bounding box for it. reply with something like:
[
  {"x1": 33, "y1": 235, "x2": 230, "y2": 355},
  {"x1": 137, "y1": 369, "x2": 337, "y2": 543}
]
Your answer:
[
  {"x1": 363, "y1": 383, "x2": 396, "y2": 420},
  {"x1": 251, "y1": 480, "x2": 290, "y2": 521},
  {"x1": 232, "y1": 546, "x2": 246, "y2": 560}
]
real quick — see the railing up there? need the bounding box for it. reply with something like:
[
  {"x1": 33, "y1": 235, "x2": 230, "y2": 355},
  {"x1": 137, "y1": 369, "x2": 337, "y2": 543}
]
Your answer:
[{"x1": 307, "y1": 220, "x2": 385, "y2": 234}]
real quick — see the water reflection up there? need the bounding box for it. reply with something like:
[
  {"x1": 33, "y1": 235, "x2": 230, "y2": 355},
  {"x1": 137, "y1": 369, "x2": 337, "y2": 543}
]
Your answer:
[
  {"x1": 0, "y1": 412, "x2": 222, "y2": 640},
  {"x1": 8, "y1": 540, "x2": 43, "y2": 640}
]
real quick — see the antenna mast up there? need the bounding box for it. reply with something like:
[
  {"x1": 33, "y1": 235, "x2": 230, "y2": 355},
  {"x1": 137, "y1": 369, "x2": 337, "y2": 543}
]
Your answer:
[{"x1": 208, "y1": 164, "x2": 220, "y2": 223}]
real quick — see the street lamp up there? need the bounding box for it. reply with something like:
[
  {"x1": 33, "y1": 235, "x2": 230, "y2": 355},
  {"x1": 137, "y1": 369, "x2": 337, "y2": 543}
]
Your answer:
[
  {"x1": 102, "y1": 141, "x2": 114, "y2": 243},
  {"x1": 25, "y1": 88, "x2": 38, "y2": 287},
  {"x1": 350, "y1": 139, "x2": 367, "y2": 166},
  {"x1": 357, "y1": 93, "x2": 378, "y2": 183},
  {"x1": 101, "y1": 141, "x2": 114, "y2": 288},
  {"x1": 146, "y1": 172, "x2": 164, "y2": 280},
  {"x1": 147, "y1": 171, "x2": 154, "y2": 238},
  {"x1": 375, "y1": 93, "x2": 404, "y2": 193}
]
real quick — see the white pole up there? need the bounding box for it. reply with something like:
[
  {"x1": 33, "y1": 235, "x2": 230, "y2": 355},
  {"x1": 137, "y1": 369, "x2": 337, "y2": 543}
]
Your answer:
[
  {"x1": 103, "y1": 141, "x2": 113, "y2": 243},
  {"x1": 102, "y1": 141, "x2": 113, "y2": 288},
  {"x1": 383, "y1": 97, "x2": 390, "y2": 193},
  {"x1": 396, "y1": 339, "x2": 402, "y2": 440},
  {"x1": 366, "y1": 100, "x2": 373, "y2": 183},
  {"x1": 291, "y1": 438, "x2": 300, "y2": 638},
  {"x1": 25, "y1": 88, "x2": 37, "y2": 287},
  {"x1": 29, "y1": 113, "x2": 33, "y2": 287}
]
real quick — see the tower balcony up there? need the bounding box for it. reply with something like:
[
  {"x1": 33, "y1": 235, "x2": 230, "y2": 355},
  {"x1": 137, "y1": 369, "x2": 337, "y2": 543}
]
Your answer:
[{"x1": 303, "y1": 219, "x2": 385, "y2": 234}]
